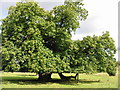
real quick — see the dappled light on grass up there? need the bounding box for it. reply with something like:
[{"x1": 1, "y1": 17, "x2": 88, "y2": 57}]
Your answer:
[
  {"x1": 2, "y1": 77, "x2": 101, "y2": 86},
  {"x1": 2, "y1": 72, "x2": 118, "y2": 88}
]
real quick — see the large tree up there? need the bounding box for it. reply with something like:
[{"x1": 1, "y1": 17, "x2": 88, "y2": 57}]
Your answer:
[{"x1": 2, "y1": 0, "x2": 116, "y2": 81}]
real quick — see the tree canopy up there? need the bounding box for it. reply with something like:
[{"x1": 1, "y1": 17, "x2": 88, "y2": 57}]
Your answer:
[
  {"x1": 2, "y1": 0, "x2": 117, "y2": 81},
  {"x1": 70, "y1": 32, "x2": 116, "y2": 75}
]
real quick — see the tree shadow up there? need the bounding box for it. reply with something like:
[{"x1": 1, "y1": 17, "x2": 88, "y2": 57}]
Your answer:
[
  {"x1": 17, "y1": 74, "x2": 37, "y2": 76},
  {"x1": 51, "y1": 79, "x2": 101, "y2": 85},
  {"x1": 2, "y1": 76, "x2": 101, "y2": 85},
  {"x1": 78, "y1": 79, "x2": 101, "y2": 83},
  {"x1": 3, "y1": 77, "x2": 39, "y2": 85}
]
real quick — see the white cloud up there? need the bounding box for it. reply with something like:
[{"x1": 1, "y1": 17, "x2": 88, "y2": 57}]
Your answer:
[
  {"x1": 0, "y1": 0, "x2": 64, "y2": 2},
  {"x1": 72, "y1": 0, "x2": 118, "y2": 47},
  {"x1": 35, "y1": 0, "x2": 64, "y2": 2},
  {"x1": 71, "y1": 31, "x2": 103, "y2": 40},
  {"x1": 76, "y1": 16, "x2": 101, "y2": 34},
  {"x1": 39, "y1": 2, "x2": 63, "y2": 10},
  {"x1": 71, "y1": 0, "x2": 119, "y2": 60}
]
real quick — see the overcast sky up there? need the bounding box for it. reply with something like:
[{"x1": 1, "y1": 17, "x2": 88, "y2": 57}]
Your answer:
[{"x1": 0, "y1": 0, "x2": 119, "y2": 60}]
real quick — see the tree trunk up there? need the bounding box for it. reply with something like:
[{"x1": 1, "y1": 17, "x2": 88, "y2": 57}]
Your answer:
[
  {"x1": 38, "y1": 72, "x2": 52, "y2": 82},
  {"x1": 58, "y1": 73, "x2": 67, "y2": 80},
  {"x1": 76, "y1": 73, "x2": 79, "y2": 83}
]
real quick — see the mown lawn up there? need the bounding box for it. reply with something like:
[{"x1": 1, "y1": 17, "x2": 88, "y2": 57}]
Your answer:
[{"x1": 0, "y1": 71, "x2": 118, "y2": 88}]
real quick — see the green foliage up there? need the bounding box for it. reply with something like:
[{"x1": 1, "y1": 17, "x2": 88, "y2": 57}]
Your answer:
[
  {"x1": 116, "y1": 61, "x2": 120, "y2": 66},
  {"x1": 2, "y1": 41, "x2": 20, "y2": 72},
  {"x1": 0, "y1": 33, "x2": 2, "y2": 70},
  {"x1": 68, "y1": 32, "x2": 117, "y2": 75},
  {"x1": 2, "y1": 0, "x2": 116, "y2": 76},
  {"x1": 2, "y1": 1, "x2": 56, "y2": 72}
]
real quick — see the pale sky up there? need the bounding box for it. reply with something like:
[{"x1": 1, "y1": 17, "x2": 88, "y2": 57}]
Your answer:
[
  {"x1": 0, "y1": 0, "x2": 119, "y2": 60},
  {"x1": 72, "y1": 0, "x2": 118, "y2": 45}
]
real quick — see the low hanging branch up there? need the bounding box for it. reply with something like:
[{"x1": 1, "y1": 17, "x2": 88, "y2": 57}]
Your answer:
[{"x1": 58, "y1": 73, "x2": 79, "y2": 81}]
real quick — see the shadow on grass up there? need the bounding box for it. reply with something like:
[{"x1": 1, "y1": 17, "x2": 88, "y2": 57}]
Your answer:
[
  {"x1": 17, "y1": 74, "x2": 37, "y2": 76},
  {"x1": 2, "y1": 76, "x2": 101, "y2": 85}
]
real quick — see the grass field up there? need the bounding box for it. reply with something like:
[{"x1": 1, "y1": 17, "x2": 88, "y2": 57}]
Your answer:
[{"x1": 0, "y1": 71, "x2": 118, "y2": 88}]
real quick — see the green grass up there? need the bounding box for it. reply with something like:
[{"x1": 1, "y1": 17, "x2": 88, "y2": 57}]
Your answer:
[{"x1": 1, "y1": 71, "x2": 118, "y2": 88}]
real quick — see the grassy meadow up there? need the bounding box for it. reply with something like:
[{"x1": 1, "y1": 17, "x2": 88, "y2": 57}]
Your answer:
[{"x1": 0, "y1": 71, "x2": 118, "y2": 88}]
